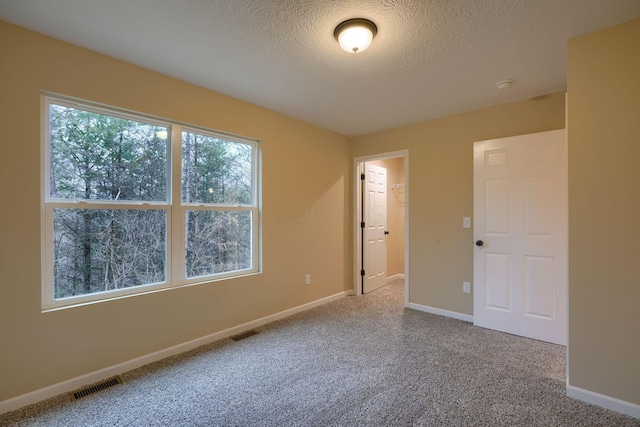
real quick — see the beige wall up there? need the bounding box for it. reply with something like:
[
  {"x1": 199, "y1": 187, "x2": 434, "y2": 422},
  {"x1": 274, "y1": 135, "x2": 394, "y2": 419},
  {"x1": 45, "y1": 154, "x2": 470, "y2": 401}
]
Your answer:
[
  {"x1": 352, "y1": 94, "x2": 565, "y2": 314},
  {"x1": 3, "y1": 14, "x2": 637, "y2": 411},
  {"x1": 369, "y1": 158, "x2": 405, "y2": 277},
  {"x1": 0, "y1": 21, "x2": 351, "y2": 401},
  {"x1": 567, "y1": 18, "x2": 640, "y2": 405}
]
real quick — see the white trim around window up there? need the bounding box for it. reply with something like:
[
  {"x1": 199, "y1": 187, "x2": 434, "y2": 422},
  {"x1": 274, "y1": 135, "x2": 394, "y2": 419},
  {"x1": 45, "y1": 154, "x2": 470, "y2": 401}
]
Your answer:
[{"x1": 41, "y1": 93, "x2": 261, "y2": 311}]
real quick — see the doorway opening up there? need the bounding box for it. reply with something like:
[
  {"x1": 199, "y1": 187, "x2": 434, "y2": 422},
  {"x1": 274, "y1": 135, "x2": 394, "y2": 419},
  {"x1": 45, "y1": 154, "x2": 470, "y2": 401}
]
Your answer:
[{"x1": 354, "y1": 150, "x2": 409, "y2": 306}]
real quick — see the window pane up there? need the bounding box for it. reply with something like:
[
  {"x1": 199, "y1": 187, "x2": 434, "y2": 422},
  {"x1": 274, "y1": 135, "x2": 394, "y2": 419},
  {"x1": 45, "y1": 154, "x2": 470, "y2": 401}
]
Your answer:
[
  {"x1": 185, "y1": 210, "x2": 251, "y2": 278},
  {"x1": 53, "y1": 208, "x2": 166, "y2": 299},
  {"x1": 49, "y1": 104, "x2": 168, "y2": 202},
  {"x1": 182, "y1": 131, "x2": 253, "y2": 205}
]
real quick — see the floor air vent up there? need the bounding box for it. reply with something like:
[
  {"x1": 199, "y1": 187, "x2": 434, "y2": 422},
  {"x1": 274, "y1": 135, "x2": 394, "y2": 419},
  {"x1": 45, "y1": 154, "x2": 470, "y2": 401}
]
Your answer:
[
  {"x1": 70, "y1": 376, "x2": 122, "y2": 401},
  {"x1": 231, "y1": 329, "x2": 259, "y2": 341}
]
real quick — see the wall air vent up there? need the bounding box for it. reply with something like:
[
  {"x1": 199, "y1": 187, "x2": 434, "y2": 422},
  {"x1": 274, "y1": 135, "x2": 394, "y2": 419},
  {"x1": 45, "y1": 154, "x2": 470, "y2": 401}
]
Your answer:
[{"x1": 69, "y1": 376, "x2": 123, "y2": 401}]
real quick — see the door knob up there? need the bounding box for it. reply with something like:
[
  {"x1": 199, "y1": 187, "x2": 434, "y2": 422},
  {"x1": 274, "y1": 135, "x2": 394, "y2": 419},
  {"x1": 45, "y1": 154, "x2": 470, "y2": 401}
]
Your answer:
[
  {"x1": 475, "y1": 240, "x2": 484, "y2": 247},
  {"x1": 384, "y1": 231, "x2": 390, "y2": 235}
]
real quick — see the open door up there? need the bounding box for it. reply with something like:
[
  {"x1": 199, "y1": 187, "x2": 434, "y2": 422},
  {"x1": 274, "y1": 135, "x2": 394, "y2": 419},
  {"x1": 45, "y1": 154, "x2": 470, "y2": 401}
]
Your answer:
[
  {"x1": 362, "y1": 162, "x2": 387, "y2": 294},
  {"x1": 473, "y1": 129, "x2": 567, "y2": 345}
]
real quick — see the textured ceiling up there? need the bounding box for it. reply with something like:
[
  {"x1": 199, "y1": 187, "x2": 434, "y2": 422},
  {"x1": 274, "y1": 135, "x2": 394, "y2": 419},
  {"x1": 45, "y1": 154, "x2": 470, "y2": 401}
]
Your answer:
[{"x1": 1, "y1": 0, "x2": 639, "y2": 136}]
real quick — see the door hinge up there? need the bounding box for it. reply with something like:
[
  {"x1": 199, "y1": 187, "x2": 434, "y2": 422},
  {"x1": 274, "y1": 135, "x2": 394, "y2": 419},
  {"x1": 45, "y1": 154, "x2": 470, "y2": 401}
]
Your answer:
[
  {"x1": 360, "y1": 173, "x2": 365, "y2": 180},
  {"x1": 360, "y1": 269, "x2": 365, "y2": 276},
  {"x1": 360, "y1": 221, "x2": 365, "y2": 228}
]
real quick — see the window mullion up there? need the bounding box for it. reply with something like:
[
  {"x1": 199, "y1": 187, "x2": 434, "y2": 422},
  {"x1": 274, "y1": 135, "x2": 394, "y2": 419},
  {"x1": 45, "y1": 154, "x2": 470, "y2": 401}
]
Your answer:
[
  {"x1": 42, "y1": 204, "x2": 55, "y2": 308},
  {"x1": 41, "y1": 98, "x2": 52, "y2": 307},
  {"x1": 253, "y1": 144, "x2": 261, "y2": 273},
  {"x1": 170, "y1": 125, "x2": 184, "y2": 285},
  {"x1": 252, "y1": 206, "x2": 261, "y2": 274}
]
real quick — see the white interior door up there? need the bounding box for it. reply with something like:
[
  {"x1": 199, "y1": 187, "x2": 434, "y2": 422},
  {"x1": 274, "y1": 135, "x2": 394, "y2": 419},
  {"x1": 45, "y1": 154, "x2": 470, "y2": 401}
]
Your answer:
[
  {"x1": 363, "y1": 163, "x2": 387, "y2": 294},
  {"x1": 473, "y1": 129, "x2": 567, "y2": 345}
]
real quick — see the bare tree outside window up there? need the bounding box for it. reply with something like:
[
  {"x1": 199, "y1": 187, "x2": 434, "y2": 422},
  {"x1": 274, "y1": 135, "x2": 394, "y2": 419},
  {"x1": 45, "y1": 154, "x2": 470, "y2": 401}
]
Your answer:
[
  {"x1": 49, "y1": 104, "x2": 168, "y2": 299},
  {"x1": 44, "y1": 98, "x2": 259, "y2": 308},
  {"x1": 182, "y1": 131, "x2": 253, "y2": 278}
]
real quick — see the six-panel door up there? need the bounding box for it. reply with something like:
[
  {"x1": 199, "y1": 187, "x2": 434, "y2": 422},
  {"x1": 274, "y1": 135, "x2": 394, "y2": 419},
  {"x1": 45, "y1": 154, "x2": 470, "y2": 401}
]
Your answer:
[{"x1": 473, "y1": 129, "x2": 567, "y2": 345}]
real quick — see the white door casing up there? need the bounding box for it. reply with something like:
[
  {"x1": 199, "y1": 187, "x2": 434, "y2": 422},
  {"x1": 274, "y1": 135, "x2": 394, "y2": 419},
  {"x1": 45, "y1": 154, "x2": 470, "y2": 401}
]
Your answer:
[
  {"x1": 473, "y1": 129, "x2": 567, "y2": 345},
  {"x1": 363, "y1": 163, "x2": 387, "y2": 294}
]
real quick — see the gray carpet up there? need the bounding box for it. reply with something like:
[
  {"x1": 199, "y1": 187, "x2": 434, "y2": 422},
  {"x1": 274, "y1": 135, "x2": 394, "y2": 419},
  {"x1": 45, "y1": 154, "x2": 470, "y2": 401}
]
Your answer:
[{"x1": 2, "y1": 280, "x2": 638, "y2": 426}]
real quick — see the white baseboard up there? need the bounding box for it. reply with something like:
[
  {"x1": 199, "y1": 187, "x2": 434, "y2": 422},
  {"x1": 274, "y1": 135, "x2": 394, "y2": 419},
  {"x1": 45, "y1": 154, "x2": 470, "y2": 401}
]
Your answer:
[
  {"x1": 387, "y1": 274, "x2": 405, "y2": 281},
  {"x1": 406, "y1": 302, "x2": 473, "y2": 323},
  {"x1": 0, "y1": 290, "x2": 349, "y2": 415},
  {"x1": 566, "y1": 384, "x2": 640, "y2": 419}
]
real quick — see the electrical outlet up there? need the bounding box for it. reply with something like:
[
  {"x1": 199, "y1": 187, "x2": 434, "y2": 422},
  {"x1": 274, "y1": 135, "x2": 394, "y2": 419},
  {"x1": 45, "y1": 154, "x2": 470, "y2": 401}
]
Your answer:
[
  {"x1": 463, "y1": 217, "x2": 471, "y2": 228},
  {"x1": 305, "y1": 274, "x2": 311, "y2": 285},
  {"x1": 463, "y1": 282, "x2": 471, "y2": 293}
]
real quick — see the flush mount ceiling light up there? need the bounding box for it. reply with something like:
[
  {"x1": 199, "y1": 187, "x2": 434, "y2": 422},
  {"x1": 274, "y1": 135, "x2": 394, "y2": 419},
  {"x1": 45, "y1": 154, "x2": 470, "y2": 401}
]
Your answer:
[{"x1": 334, "y1": 18, "x2": 377, "y2": 53}]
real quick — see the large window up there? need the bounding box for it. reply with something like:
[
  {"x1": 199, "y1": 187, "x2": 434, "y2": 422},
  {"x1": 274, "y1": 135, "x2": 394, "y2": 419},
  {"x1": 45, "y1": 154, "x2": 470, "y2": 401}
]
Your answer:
[{"x1": 42, "y1": 95, "x2": 260, "y2": 309}]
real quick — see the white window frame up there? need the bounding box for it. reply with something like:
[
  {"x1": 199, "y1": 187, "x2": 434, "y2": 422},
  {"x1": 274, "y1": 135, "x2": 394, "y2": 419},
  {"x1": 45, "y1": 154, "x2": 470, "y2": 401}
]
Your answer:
[
  {"x1": 175, "y1": 126, "x2": 260, "y2": 284},
  {"x1": 41, "y1": 94, "x2": 261, "y2": 310}
]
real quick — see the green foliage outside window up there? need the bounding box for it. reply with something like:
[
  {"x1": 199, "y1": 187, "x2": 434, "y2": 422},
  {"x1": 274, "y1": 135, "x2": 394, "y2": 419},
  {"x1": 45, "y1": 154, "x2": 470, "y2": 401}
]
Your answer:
[{"x1": 46, "y1": 100, "x2": 257, "y2": 304}]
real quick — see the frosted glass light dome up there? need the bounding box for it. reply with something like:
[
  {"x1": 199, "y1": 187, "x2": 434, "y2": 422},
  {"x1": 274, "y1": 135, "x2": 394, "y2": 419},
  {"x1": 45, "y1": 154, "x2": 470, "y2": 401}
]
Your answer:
[{"x1": 334, "y1": 19, "x2": 377, "y2": 53}]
